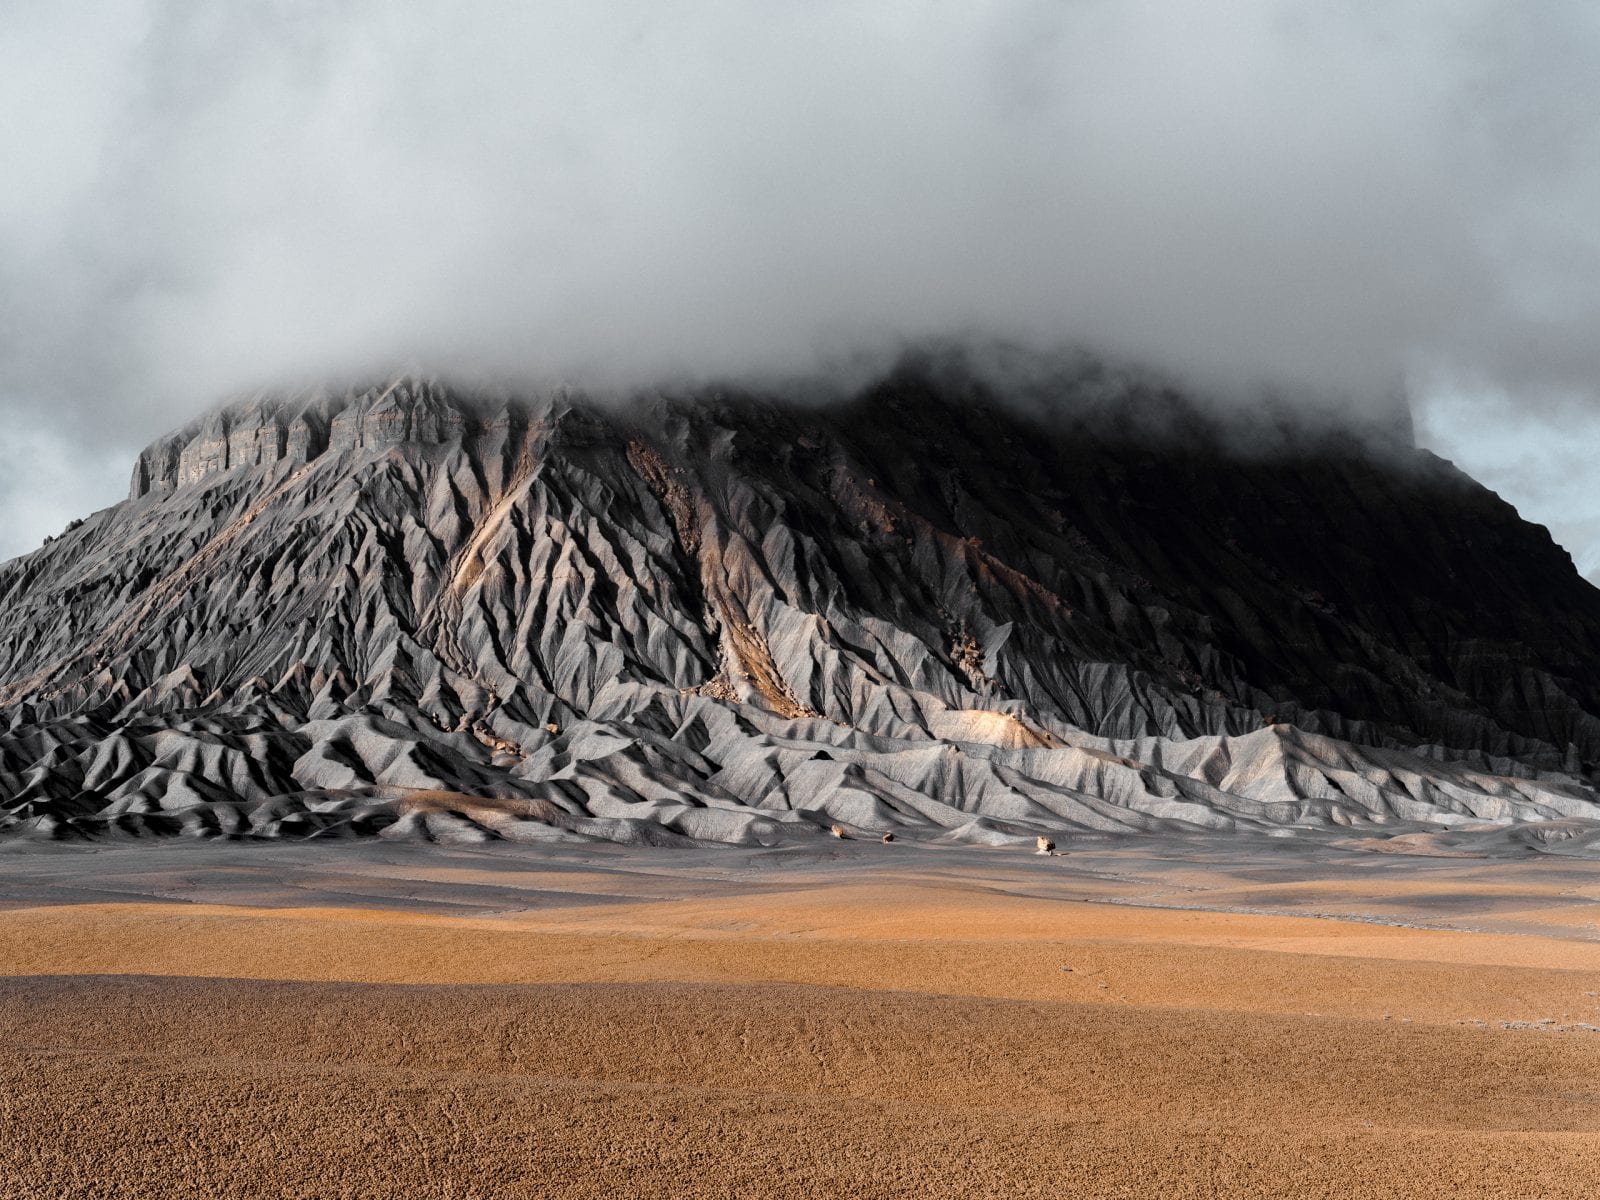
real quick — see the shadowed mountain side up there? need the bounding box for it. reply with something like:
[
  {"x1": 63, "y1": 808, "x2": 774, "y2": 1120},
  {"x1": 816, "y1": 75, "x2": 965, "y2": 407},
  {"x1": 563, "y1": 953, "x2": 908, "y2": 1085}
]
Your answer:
[{"x1": 2, "y1": 365, "x2": 1599, "y2": 847}]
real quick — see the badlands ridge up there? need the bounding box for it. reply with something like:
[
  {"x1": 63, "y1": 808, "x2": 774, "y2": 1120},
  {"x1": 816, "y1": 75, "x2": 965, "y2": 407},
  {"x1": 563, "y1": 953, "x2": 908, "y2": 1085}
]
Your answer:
[{"x1": 3, "y1": 362, "x2": 1600, "y2": 850}]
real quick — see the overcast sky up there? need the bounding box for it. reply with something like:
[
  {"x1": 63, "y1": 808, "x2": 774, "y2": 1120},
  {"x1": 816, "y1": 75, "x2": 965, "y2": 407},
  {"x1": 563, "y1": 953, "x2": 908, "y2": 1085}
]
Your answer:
[{"x1": 3, "y1": 2, "x2": 1599, "y2": 569}]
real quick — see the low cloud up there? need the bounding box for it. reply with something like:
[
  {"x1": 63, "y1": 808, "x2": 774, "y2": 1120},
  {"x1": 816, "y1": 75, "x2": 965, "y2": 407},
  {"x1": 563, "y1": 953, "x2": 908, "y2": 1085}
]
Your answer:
[{"x1": 2, "y1": 2, "x2": 1599, "y2": 556}]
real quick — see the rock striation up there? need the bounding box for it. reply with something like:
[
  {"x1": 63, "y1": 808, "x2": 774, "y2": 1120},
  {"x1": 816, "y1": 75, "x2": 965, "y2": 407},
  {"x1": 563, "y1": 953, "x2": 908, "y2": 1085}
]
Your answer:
[{"x1": 4, "y1": 361, "x2": 1600, "y2": 848}]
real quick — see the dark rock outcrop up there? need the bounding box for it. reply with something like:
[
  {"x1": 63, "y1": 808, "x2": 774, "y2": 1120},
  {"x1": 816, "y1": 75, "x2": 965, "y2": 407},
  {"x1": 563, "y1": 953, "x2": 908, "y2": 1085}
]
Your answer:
[{"x1": 3, "y1": 363, "x2": 1599, "y2": 847}]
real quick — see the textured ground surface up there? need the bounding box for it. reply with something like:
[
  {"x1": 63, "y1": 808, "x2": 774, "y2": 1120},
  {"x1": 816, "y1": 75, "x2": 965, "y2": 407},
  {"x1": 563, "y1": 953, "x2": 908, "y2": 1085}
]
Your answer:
[
  {"x1": 5, "y1": 365, "x2": 1600, "y2": 849},
  {"x1": 4, "y1": 839, "x2": 1600, "y2": 1198}
]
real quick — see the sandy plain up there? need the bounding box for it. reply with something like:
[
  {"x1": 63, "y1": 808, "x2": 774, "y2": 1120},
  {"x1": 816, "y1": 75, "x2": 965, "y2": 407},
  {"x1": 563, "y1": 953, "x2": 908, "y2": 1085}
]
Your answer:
[{"x1": 3, "y1": 833, "x2": 1600, "y2": 1198}]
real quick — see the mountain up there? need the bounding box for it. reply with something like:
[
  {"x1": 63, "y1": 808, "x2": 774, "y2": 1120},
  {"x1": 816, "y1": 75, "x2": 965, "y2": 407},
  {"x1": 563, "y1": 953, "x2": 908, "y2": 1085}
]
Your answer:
[{"x1": 3, "y1": 361, "x2": 1600, "y2": 849}]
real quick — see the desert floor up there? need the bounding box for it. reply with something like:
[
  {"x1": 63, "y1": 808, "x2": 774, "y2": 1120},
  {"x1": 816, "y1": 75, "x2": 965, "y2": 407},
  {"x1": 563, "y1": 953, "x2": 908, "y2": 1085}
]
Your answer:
[{"x1": 3, "y1": 832, "x2": 1600, "y2": 1198}]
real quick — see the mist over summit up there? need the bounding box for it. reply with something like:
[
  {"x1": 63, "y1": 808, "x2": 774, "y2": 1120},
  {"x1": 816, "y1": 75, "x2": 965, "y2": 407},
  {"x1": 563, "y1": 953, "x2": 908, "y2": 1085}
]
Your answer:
[{"x1": 4, "y1": 2, "x2": 1600, "y2": 560}]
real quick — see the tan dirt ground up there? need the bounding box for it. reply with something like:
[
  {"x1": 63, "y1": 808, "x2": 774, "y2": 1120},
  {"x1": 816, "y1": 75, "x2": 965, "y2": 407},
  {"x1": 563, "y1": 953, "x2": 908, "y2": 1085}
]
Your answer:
[{"x1": 3, "y1": 843, "x2": 1600, "y2": 1197}]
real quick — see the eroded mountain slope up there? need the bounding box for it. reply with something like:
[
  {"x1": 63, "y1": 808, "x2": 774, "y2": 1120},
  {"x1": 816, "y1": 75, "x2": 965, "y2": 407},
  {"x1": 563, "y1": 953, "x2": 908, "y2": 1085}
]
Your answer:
[{"x1": 2, "y1": 366, "x2": 1598, "y2": 847}]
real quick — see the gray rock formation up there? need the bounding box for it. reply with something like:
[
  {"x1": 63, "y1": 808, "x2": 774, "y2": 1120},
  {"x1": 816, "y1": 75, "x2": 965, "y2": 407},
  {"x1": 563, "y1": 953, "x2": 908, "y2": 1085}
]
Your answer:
[{"x1": 4, "y1": 361, "x2": 1600, "y2": 848}]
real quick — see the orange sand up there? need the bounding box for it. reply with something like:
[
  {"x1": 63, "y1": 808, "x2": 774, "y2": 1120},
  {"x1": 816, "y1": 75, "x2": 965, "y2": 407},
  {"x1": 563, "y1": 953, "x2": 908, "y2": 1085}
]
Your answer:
[{"x1": 3, "y1": 853, "x2": 1600, "y2": 1197}]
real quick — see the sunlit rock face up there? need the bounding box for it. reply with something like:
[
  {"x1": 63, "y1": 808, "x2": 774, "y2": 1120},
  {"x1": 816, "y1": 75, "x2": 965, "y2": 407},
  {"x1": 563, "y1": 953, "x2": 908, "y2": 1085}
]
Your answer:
[{"x1": 4, "y1": 362, "x2": 1600, "y2": 847}]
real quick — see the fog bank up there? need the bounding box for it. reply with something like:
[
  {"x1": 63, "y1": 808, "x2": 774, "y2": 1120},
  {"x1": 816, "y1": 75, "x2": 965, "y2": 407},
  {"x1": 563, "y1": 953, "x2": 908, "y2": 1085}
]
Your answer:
[{"x1": 2, "y1": 2, "x2": 1598, "y2": 556}]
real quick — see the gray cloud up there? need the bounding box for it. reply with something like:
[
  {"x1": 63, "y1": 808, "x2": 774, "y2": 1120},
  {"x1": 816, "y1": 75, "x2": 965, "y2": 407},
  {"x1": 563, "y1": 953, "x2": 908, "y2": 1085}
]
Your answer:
[{"x1": 2, "y1": 1, "x2": 1599, "y2": 557}]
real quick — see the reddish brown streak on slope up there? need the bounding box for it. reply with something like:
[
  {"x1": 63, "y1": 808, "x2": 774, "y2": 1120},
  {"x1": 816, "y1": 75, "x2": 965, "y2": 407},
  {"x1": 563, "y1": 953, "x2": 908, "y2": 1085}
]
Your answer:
[{"x1": 627, "y1": 436, "x2": 815, "y2": 719}]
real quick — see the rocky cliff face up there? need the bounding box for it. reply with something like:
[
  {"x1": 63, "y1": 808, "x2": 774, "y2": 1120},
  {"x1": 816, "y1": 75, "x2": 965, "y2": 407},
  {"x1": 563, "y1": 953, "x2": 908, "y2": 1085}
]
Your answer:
[{"x1": 3, "y1": 364, "x2": 1599, "y2": 847}]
